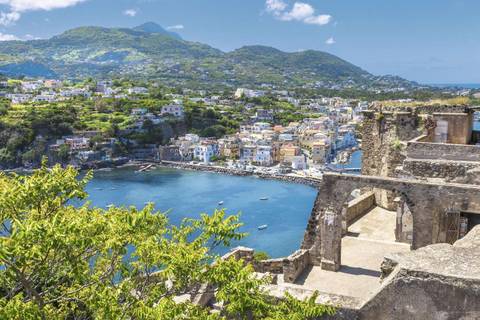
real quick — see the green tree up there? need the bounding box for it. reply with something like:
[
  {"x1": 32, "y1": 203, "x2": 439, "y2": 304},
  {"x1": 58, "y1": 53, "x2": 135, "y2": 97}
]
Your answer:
[{"x1": 0, "y1": 164, "x2": 335, "y2": 319}]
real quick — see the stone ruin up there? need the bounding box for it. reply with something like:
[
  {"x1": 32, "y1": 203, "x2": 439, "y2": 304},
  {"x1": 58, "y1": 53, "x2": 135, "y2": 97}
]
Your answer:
[{"x1": 200, "y1": 104, "x2": 480, "y2": 319}]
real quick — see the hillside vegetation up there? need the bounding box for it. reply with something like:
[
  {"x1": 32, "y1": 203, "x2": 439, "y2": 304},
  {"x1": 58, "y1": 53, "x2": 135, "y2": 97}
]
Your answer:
[{"x1": 0, "y1": 23, "x2": 414, "y2": 89}]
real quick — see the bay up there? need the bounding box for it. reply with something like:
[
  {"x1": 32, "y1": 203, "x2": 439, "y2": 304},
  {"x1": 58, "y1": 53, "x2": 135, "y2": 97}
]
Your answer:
[{"x1": 84, "y1": 167, "x2": 318, "y2": 258}]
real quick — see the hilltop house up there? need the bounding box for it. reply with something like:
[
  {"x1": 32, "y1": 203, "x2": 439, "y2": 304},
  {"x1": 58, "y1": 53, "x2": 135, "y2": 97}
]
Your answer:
[{"x1": 161, "y1": 104, "x2": 184, "y2": 118}]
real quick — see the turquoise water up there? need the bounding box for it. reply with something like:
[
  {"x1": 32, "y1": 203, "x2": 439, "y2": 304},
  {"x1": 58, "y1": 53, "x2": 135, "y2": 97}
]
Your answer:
[{"x1": 84, "y1": 167, "x2": 318, "y2": 258}]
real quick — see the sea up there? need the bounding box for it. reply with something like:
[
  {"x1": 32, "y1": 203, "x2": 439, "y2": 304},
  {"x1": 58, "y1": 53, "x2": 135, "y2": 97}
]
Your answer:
[
  {"x1": 428, "y1": 83, "x2": 480, "y2": 89},
  {"x1": 84, "y1": 167, "x2": 318, "y2": 258},
  {"x1": 427, "y1": 83, "x2": 480, "y2": 89}
]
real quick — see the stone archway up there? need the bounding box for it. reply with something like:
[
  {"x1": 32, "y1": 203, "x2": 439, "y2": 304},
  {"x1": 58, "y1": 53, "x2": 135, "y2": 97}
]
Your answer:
[{"x1": 302, "y1": 173, "x2": 480, "y2": 271}]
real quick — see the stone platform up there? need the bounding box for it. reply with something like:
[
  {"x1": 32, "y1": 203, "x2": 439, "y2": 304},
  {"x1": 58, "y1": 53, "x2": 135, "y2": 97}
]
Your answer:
[{"x1": 289, "y1": 207, "x2": 409, "y2": 299}]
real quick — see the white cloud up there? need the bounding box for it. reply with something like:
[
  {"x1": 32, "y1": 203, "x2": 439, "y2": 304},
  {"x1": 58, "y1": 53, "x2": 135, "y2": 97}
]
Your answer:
[
  {"x1": 23, "y1": 33, "x2": 40, "y2": 40},
  {"x1": 123, "y1": 9, "x2": 137, "y2": 17},
  {"x1": 325, "y1": 37, "x2": 335, "y2": 45},
  {"x1": 167, "y1": 24, "x2": 184, "y2": 30},
  {"x1": 0, "y1": 32, "x2": 19, "y2": 40},
  {"x1": 265, "y1": 0, "x2": 331, "y2": 26},
  {"x1": 0, "y1": 0, "x2": 87, "y2": 12},
  {"x1": 0, "y1": 0, "x2": 87, "y2": 26},
  {"x1": 0, "y1": 11, "x2": 19, "y2": 26},
  {"x1": 266, "y1": 0, "x2": 287, "y2": 13},
  {"x1": 304, "y1": 14, "x2": 331, "y2": 26}
]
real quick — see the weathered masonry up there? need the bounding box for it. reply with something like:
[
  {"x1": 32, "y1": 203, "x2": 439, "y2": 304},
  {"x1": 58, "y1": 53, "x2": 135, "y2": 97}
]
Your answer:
[{"x1": 301, "y1": 173, "x2": 480, "y2": 271}]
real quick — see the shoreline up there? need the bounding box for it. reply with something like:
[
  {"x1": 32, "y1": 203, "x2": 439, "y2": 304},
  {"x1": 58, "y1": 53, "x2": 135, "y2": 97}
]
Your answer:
[
  {"x1": 110, "y1": 160, "x2": 322, "y2": 188},
  {"x1": 141, "y1": 161, "x2": 322, "y2": 188}
]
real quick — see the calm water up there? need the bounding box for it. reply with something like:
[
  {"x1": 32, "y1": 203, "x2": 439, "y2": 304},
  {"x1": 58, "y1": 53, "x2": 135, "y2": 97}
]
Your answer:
[
  {"x1": 84, "y1": 167, "x2": 318, "y2": 258},
  {"x1": 429, "y1": 83, "x2": 480, "y2": 89}
]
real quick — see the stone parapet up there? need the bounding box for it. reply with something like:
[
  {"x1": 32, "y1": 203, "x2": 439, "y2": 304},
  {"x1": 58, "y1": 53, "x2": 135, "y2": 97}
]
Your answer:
[
  {"x1": 283, "y1": 249, "x2": 310, "y2": 283},
  {"x1": 254, "y1": 258, "x2": 284, "y2": 274},
  {"x1": 407, "y1": 141, "x2": 480, "y2": 162},
  {"x1": 403, "y1": 158, "x2": 480, "y2": 180},
  {"x1": 360, "y1": 225, "x2": 480, "y2": 320}
]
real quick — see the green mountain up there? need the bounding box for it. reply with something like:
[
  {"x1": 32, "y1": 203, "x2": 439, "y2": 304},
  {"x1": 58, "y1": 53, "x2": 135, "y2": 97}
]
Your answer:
[
  {"x1": 133, "y1": 22, "x2": 182, "y2": 40},
  {"x1": 0, "y1": 22, "x2": 415, "y2": 89}
]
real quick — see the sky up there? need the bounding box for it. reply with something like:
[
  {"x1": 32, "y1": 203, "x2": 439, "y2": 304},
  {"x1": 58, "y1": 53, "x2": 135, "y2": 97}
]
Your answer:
[{"x1": 0, "y1": 0, "x2": 479, "y2": 84}]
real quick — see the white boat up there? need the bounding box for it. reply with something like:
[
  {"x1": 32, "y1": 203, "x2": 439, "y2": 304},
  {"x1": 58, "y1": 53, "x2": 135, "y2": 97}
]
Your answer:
[
  {"x1": 257, "y1": 224, "x2": 268, "y2": 230},
  {"x1": 106, "y1": 204, "x2": 114, "y2": 208},
  {"x1": 218, "y1": 201, "x2": 224, "y2": 205},
  {"x1": 259, "y1": 197, "x2": 269, "y2": 201}
]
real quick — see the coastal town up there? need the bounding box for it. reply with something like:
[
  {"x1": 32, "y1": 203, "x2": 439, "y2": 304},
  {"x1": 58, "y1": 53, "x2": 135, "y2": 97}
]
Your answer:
[
  {"x1": 1, "y1": 4, "x2": 480, "y2": 317},
  {"x1": 0, "y1": 78, "x2": 367, "y2": 176}
]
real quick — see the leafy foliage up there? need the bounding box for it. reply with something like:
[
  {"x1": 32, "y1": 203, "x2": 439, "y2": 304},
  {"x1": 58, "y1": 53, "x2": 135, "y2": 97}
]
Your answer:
[{"x1": 0, "y1": 163, "x2": 335, "y2": 319}]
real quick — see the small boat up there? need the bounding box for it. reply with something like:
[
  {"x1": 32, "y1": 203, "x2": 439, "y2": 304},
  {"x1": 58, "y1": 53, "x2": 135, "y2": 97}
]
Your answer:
[
  {"x1": 259, "y1": 197, "x2": 269, "y2": 201},
  {"x1": 106, "y1": 204, "x2": 114, "y2": 208},
  {"x1": 218, "y1": 201, "x2": 224, "y2": 205},
  {"x1": 136, "y1": 164, "x2": 154, "y2": 173},
  {"x1": 257, "y1": 224, "x2": 268, "y2": 230},
  {"x1": 95, "y1": 187, "x2": 103, "y2": 191}
]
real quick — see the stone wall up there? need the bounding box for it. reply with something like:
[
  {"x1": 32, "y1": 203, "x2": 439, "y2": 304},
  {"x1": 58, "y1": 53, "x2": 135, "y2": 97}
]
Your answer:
[
  {"x1": 359, "y1": 225, "x2": 480, "y2": 320},
  {"x1": 283, "y1": 249, "x2": 310, "y2": 283},
  {"x1": 403, "y1": 158, "x2": 480, "y2": 181},
  {"x1": 222, "y1": 247, "x2": 255, "y2": 262},
  {"x1": 344, "y1": 191, "x2": 376, "y2": 227},
  {"x1": 432, "y1": 112, "x2": 473, "y2": 144},
  {"x1": 361, "y1": 111, "x2": 413, "y2": 209},
  {"x1": 223, "y1": 247, "x2": 310, "y2": 282},
  {"x1": 302, "y1": 173, "x2": 480, "y2": 269},
  {"x1": 361, "y1": 105, "x2": 475, "y2": 208},
  {"x1": 254, "y1": 258, "x2": 284, "y2": 274},
  {"x1": 407, "y1": 141, "x2": 480, "y2": 162}
]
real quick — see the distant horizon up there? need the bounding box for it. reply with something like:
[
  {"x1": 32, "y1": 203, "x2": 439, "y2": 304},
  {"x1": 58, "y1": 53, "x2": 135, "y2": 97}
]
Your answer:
[{"x1": 426, "y1": 83, "x2": 480, "y2": 89}]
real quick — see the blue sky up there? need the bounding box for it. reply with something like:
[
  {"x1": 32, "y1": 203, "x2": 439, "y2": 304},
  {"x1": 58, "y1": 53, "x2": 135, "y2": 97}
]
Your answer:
[{"x1": 0, "y1": 0, "x2": 479, "y2": 84}]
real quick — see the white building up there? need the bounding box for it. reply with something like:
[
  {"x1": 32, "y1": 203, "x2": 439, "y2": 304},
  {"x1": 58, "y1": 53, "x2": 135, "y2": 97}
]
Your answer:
[
  {"x1": 128, "y1": 87, "x2": 148, "y2": 95},
  {"x1": 291, "y1": 155, "x2": 307, "y2": 170},
  {"x1": 161, "y1": 105, "x2": 184, "y2": 118},
  {"x1": 194, "y1": 142, "x2": 219, "y2": 164},
  {"x1": 240, "y1": 145, "x2": 256, "y2": 163},
  {"x1": 252, "y1": 122, "x2": 271, "y2": 133},
  {"x1": 6, "y1": 94, "x2": 32, "y2": 104},
  {"x1": 21, "y1": 81, "x2": 43, "y2": 92},
  {"x1": 255, "y1": 146, "x2": 273, "y2": 166},
  {"x1": 234, "y1": 88, "x2": 266, "y2": 99}
]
